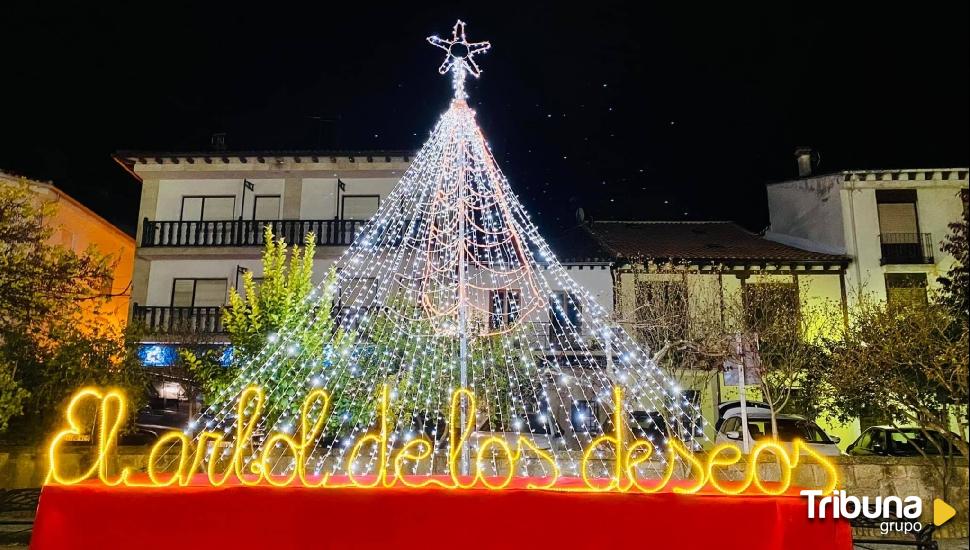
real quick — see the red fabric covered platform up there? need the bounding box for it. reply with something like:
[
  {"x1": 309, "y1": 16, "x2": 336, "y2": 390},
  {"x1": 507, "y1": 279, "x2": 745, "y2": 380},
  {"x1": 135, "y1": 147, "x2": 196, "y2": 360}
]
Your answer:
[{"x1": 31, "y1": 477, "x2": 851, "y2": 549}]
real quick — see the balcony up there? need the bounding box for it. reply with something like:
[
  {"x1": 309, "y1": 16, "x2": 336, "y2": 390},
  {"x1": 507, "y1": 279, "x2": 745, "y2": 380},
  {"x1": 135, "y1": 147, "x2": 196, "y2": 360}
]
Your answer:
[
  {"x1": 141, "y1": 218, "x2": 365, "y2": 248},
  {"x1": 879, "y1": 233, "x2": 934, "y2": 265},
  {"x1": 132, "y1": 304, "x2": 226, "y2": 335}
]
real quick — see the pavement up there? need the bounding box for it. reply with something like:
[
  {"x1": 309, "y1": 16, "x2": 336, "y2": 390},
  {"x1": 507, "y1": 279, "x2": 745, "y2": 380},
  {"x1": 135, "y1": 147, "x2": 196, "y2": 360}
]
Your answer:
[
  {"x1": 853, "y1": 540, "x2": 968, "y2": 550},
  {"x1": 0, "y1": 512, "x2": 33, "y2": 548}
]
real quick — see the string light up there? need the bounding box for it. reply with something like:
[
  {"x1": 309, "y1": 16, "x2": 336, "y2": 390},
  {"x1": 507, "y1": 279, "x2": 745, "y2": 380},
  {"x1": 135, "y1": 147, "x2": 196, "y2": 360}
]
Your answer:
[{"x1": 427, "y1": 20, "x2": 491, "y2": 99}]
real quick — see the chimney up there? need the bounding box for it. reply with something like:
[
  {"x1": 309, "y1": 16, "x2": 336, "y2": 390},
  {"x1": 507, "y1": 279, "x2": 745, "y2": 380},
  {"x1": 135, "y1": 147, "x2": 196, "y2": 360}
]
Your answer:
[
  {"x1": 211, "y1": 132, "x2": 227, "y2": 151},
  {"x1": 794, "y1": 146, "x2": 813, "y2": 177}
]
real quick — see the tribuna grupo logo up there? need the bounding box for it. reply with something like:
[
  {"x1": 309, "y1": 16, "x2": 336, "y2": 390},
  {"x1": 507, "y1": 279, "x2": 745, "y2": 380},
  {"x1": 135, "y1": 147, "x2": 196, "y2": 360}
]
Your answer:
[{"x1": 801, "y1": 490, "x2": 923, "y2": 535}]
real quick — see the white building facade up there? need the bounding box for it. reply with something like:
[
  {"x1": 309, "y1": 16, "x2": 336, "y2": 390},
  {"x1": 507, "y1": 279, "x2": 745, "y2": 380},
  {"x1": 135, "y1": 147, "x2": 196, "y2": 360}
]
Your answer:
[
  {"x1": 765, "y1": 167, "x2": 968, "y2": 306},
  {"x1": 115, "y1": 150, "x2": 411, "y2": 358},
  {"x1": 116, "y1": 150, "x2": 617, "y2": 366}
]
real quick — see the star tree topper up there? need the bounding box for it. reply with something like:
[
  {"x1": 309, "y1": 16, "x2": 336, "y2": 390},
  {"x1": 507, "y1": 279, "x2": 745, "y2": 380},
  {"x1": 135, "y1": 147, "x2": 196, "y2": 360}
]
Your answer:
[{"x1": 427, "y1": 20, "x2": 491, "y2": 99}]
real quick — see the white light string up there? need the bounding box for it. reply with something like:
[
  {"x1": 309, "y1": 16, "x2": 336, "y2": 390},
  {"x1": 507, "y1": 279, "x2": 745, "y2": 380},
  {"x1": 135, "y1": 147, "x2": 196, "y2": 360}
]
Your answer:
[{"x1": 165, "y1": 20, "x2": 712, "y2": 483}]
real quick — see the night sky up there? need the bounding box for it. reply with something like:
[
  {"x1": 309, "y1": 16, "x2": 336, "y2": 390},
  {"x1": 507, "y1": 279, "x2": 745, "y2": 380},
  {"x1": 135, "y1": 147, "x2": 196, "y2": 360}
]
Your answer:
[{"x1": 2, "y1": 2, "x2": 967, "y2": 237}]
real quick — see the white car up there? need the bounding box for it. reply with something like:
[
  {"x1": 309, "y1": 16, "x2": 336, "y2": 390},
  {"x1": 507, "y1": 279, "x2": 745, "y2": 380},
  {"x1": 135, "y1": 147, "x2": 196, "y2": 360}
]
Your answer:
[{"x1": 715, "y1": 408, "x2": 842, "y2": 456}]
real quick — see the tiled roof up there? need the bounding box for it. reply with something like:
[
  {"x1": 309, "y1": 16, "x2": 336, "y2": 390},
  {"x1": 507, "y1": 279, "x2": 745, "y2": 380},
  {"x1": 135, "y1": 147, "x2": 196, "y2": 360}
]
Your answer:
[
  {"x1": 549, "y1": 221, "x2": 847, "y2": 265},
  {"x1": 542, "y1": 224, "x2": 613, "y2": 263}
]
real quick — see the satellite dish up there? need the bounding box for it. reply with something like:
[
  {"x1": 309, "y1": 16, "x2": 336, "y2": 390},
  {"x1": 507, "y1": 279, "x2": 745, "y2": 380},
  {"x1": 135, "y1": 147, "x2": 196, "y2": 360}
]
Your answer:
[{"x1": 575, "y1": 207, "x2": 586, "y2": 223}]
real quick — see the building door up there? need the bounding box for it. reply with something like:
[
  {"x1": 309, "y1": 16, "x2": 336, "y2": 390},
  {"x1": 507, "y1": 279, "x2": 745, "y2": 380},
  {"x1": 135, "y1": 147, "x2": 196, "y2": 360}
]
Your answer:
[
  {"x1": 180, "y1": 196, "x2": 236, "y2": 221},
  {"x1": 252, "y1": 195, "x2": 281, "y2": 220},
  {"x1": 169, "y1": 278, "x2": 228, "y2": 333},
  {"x1": 180, "y1": 196, "x2": 237, "y2": 245},
  {"x1": 171, "y1": 278, "x2": 228, "y2": 307},
  {"x1": 876, "y1": 190, "x2": 928, "y2": 263},
  {"x1": 341, "y1": 195, "x2": 381, "y2": 220}
]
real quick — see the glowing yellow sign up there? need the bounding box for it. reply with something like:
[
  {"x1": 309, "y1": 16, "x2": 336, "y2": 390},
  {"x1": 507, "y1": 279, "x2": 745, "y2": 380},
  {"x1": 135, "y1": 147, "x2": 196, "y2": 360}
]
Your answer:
[{"x1": 46, "y1": 385, "x2": 838, "y2": 495}]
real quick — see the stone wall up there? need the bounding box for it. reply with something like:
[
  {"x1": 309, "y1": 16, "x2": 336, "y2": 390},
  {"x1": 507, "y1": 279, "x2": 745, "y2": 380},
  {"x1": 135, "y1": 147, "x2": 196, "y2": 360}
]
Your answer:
[
  {"x1": 838, "y1": 455, "x2": 969, "y2": 539},
  {"x1": 2, "y1": 446, "x2": 966, "y2": 538}
]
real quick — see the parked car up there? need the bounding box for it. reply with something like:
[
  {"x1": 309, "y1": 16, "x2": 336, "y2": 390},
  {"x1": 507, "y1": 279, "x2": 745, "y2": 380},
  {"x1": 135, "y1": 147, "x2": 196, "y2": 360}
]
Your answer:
[
  {"x1": 715, "y1": 408, "x2": 842, "y2": 456},
  {"x1": 847, "y1": 426, "x2": 963, "y2": 457},
  {"x1": 713, "y1": 400, "x2": 771, "y2": 433},
  {"x1": 474, "y1": 413, "x2": 565, "y2": 451},
  {"x1": 119, "y1": 427, "x2": 160, "y2": 446}
]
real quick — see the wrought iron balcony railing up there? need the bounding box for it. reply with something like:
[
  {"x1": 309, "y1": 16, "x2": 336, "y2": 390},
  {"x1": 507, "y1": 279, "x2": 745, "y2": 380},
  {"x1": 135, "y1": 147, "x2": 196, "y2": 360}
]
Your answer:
[
  {"x1": 141, "y1": 218, "x2": 365, "y2": 247},
  {"x1": 879, "y1": 232, "x2": 934, "y2": 265},
  {"x1": 132, "y1": 304, "x2": 226, "y2": 335}
]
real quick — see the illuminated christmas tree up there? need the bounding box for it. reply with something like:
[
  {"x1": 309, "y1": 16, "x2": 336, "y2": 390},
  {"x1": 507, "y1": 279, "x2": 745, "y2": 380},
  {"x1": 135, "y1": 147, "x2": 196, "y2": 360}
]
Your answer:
[{"x1": 189, "y1": 20, "x2": 708, "y2": 481}]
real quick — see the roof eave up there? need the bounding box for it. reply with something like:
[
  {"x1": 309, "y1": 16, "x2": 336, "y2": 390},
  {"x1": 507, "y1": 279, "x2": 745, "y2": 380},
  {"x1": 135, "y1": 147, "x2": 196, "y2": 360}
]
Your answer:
[
  {"x1": 111, "y1": 154, "x2": 142, "y2": 184},
  {"x1": 617, "y1": 256, "x2": 849, "y2": 270}
]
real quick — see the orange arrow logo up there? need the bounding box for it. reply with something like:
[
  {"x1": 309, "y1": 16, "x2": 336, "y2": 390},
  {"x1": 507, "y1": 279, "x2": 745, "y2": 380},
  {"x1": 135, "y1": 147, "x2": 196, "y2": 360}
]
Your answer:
[{"x1": 933, "y1": 499, "x2": 956, "y2": 527}]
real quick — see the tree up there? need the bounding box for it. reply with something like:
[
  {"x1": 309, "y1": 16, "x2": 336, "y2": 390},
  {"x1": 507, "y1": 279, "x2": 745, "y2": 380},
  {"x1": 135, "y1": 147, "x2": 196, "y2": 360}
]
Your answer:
[
  {"x1": 470, "y1": 332, "x2": 540, "y2": 431},
  {"x1": 4, "y1": 323, "x2": 147, "y2": 440},
  {"x1": 0, "y1": 179, "x2": 145, "y2": 441},
  {"x1": 0, "y1": 361, "x2": 28, "y2": 433},
  {"x1": 182, "y1": 226, "x2": 343, "y2": 422},
  {"x1": 738, "y1": 283, "x2": 836, "y2": 436},
  {"x1": 223, "y1": 226, "x2": 332, "y2": 362},
  {"x1": 0, "y1": 179, "x2": 113, "y2": 333},
  {"x1": 815, "y1": 296, "x2": 969, "y2": 457},
  {"x1": 937, "y1": 190, "x2": 968, "y2": 321},
  {"x1": 625, "y1": 263, "x2": 736, "y2": 378}
]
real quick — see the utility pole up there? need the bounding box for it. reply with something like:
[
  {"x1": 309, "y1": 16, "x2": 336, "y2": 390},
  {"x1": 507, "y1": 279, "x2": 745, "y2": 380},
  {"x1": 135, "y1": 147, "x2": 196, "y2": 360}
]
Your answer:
[{"x1": 457, "y1": 107, "x2": 471, "y2": 477}]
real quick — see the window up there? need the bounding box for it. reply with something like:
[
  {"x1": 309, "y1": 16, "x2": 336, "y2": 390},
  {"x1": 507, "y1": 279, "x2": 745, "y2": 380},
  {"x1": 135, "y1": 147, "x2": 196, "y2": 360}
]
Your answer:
[
  {"x1": 885, "y1": 273, "x2": 928, "y2": 307},
  {"x1": 635, "y1": 280, "x2": 688, "y2": 347},
  {"x1": 630, "y1": 411, "x2": 668, "y2": 441},
  {"x1": 138, "y1": 344, "x2": 178, "y2": 367},
  {"x1": 239, "y1": 277, "x2": 265, "y2": 299},
  {"x1": 868, "y1": 429, "x2": 886, "y2": 452},
  {"x1": 171, "y1": 279, "x2": 228, "y2": 307},
  {"x1": 339, "y1": 277, "x2": 378, "y2": 307},
  {"x1": 336, "y1": 277, "x2": 378, "y2": 331},
  {"x1": 676, "y1": 390, "x2": 704, "y2": 439},
  {"x1": 800, "y1": 422, "x2": 831, "y2": 444},
  {"x1": 58, "y1": 228, "x2": 77, "y2": 250},
  {"x1": 720, "y1": 416, "x2": 740, "y2": 434},
  {"x1": 181, "y1": 196, "x2": 236, "y2": 221},
  {"x1": 100, "y1": 275, "x2": 114, "y2": 296},
  {"x1": 876, "y1": 189, "x2": 919, "y2": 234},
  {"x1": 887, "y1": 429, "x2": 955, "y2": 456},
  {"x1": 888, "y1": 431, "x2": 918, "y2": 453},
  {"x1": 743, "y1": 282, "x2": 799, "y2": 336},
  {"x1": 252, "y1": 195, "x2": 281, "y2": 220},
  {"x1": 489, "y1": 289, "x2": 521, "y2": 329},
  {"x1": 549, "y1": 291, "x2": 582, "y2": 334},
  {"x1": 341, "y1": 195, "x2": 381, "y2": 220},
  {"x1": 742, "y1": 418, "x2": 832, "y2": 443},
  {"x1": 571, "y1": 400, "x2": 599, "y2": 433}
]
